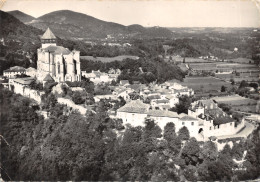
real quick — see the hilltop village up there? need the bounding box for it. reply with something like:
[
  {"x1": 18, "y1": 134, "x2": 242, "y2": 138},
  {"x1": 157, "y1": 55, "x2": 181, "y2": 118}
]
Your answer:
[{"x1": 1, "y1": 28, "x2": 253, "y2": 142}]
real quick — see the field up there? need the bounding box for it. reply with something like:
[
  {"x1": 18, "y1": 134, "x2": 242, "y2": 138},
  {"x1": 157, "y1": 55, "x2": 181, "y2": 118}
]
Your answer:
[
  {"x1": 181, "y1": 76, "x2": 232, "y2": 93},
  {"x1": 189, "y1": 63, "x2": 217, "y2": 71},
  {"x1": 215, "y1": 72, "x2": 260, "y2": 82},
  {"x1": 187, "y1": 61, "x2": 259, "y2": 83},
  {"x1": 80, "y1": 55, "x2": 139, "y2": 62},
  {"x1": 226, "y1": 58, "x2": 254, "y2": 64},
  {"x1": 212, "y1": 95, "x2": 258, "y2": 113},
  {"x1": 172, "y1": 57, "x2": 214, "y2": 63}
]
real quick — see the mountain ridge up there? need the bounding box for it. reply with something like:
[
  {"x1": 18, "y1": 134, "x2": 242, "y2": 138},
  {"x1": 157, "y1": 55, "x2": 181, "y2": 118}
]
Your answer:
[
  {"x1": 8, "y1": 9, "x2": 173, "y2": 39},
  {"x1": 7, "y1": 10, "x2": 35, "y2": 23}
]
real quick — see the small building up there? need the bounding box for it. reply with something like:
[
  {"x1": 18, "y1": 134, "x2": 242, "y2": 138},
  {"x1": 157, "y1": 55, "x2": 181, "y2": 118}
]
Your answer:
[
  {"x1": 119, "y1": 80, "x2": 130, "y2": 86},
  {"x1": 3, "y1": 66, "x2": 26, "y2": 78},
  {"x1": 117, "y1": 100, "x2": 150, "y2": 126}
]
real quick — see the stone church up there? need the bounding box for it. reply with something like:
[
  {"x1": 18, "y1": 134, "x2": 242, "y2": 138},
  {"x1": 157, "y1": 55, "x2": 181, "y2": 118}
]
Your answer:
[{"x1": 37, "y1": 28, "x2": 81, "y2": 83}]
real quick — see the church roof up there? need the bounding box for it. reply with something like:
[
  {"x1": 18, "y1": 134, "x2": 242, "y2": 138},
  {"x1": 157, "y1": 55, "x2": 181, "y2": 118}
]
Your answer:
[
  {"x1": 41, "y1": 27, "x2": 56, "y2": 39},
  {"x1": 43, "y1": 74, "x2": 54, "y2": 82},
  {"x1": 44, "y1": 46, "x2": 71, "y2": 55}
]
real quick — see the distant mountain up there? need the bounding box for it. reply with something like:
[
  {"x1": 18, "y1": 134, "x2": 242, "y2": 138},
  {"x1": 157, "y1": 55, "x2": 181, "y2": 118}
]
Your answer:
[
  {"x1": 0, "y1": 10, "x2": 42, "y2": 48},
  {"x1": 25, "y1": 10, "x2": 173, "y2": 39},
  {"x1": 7, "y1": 10, "x2": 35, "y2": 23}
]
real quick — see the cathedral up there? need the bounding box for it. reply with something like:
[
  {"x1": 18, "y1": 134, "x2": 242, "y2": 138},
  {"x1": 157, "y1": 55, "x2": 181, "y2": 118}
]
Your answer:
[{"x1": 37, "y1": 28, "x2": 81, "y2": 83}]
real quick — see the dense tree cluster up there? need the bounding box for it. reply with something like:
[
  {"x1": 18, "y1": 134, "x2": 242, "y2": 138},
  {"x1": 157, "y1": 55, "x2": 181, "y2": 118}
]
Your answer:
[{"x1": 81, "y1": 57, "x2": 185, "y2": 84}]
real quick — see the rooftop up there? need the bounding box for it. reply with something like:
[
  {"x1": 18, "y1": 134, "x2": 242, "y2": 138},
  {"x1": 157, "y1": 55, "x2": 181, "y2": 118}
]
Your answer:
[
  {"x1": 44, "y1": 46, "x2": 71, "y2": 55},
  {"x1": 117, "y1": 100, "x2": 150, "y2": 113},
  {"x1": 41, "y1": 27, "x2": 56, "y2": 39},
  {"x1": 180, "y1": 115, "x2": 198, "y2": 121},
  {"x1": 43, "y1": 74, "x2": 55, "y2": 82},
  {"x1": 213, "y1": 117, "x2": 234, "y2": 125},
  {"x1": 13, "y1": 77, "x2": 35, "y2": 85},
  {"x1": 4, "y1": 66, "x2": 26, "y2": 73},
  {"x1": 147, "y1": 110, "x2": 179, "y2": 118}
]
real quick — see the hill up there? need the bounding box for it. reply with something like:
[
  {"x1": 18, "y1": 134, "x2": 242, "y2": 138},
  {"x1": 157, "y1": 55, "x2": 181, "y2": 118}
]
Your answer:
[
  {"x1": 27, "y1": 10, "x2": 173, "y2": 39},
  {"x1": 0, "y1": 10, "x2": 44, "y2": 54},
  {"x1": 7, "y1": 10, "x2": 35, "y2": 23}
]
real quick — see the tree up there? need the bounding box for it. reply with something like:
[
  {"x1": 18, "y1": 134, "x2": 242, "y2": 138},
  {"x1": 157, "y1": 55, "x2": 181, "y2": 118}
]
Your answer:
[
  {"x1": 230, "y1": 79, "x2": 235, "y2": 85},
  {"x1": 183, "y1": 165, "x2": 197, "y2": 181},
  {"x1": 163, "y1": 122, "x2": 176, "y2": 141},
  {"x1": 181, "y1": 137, "x2": 201, "y2": 166},
  {"x1": 170, "y1": 95, "x2": 192, "y2": 114},
  {"x1": 221, "y1": 85, "x2": 226, "y2": 92},
  {"x1": 200, "y1": 141, "x2": 218, "y2": 161},
  {"x1": 72, "y1": 91, "x2": 85, "y2": 104},
  {"x1": 178, "y1": 126, "x2": 190, "y2": 141},
  {"x1": 143, "y1": 118, "x2": 162, "y2": 139},
  {"x1": 239, "y1": 80, "x2": 248, "y2": 88}
]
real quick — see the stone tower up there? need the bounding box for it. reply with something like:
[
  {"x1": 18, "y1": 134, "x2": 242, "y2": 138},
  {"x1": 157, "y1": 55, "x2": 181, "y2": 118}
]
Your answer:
[{"x1": 41, "y1": 27, "x2": 57, "y2": 48}]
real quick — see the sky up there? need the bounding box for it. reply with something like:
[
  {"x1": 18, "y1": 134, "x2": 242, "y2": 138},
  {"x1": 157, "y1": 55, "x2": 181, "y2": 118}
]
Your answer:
[{"x1": 1, "y1": 0, "x2": 260, "y2": 27}]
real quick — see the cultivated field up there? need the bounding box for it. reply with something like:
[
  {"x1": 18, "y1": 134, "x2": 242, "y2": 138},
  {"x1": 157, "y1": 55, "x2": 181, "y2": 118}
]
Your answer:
[
  {"x1": 215, "y1": 72, "x2": 260, "y2": 82},
  {"x1": 212, "y1": 95, "x2": 258, "y2": 113},
  {"x1": 226, "y1": 58, "x2": 254, "y2": 64},
  {"x1": 80, "y1": 55, "x2": 139, "y2": 62},
  {"x1": 182, "y1": 76, "x2": 232, "y2": 93},
  {"x1": 173, "y1": 57, "x2": 214, "y2": 63}
]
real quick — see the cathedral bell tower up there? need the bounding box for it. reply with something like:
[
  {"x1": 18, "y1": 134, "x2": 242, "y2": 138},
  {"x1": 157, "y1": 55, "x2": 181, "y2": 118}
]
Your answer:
[{"x1": 41, "y1": 27, "x2": 57, "y2": 48}]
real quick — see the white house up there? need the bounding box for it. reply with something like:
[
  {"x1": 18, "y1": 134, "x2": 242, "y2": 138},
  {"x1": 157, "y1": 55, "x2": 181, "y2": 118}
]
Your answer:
[
  {"x1": 4, "y1": 66, "x2": 26, "y2": 78},
  {"x1": 117, "y1": 100, "x2": 150, "y2": 127},
  {"x1": 82, "y1": 70, "x2": 116, "y2": 84}
]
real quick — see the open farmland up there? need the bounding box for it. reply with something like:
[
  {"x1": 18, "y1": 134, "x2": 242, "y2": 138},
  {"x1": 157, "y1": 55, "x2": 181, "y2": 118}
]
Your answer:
[
  {"x1": 181, "y1": 76, "x2": 232, "y2": 93},
  {"x1": 173, "y1": 57, "x2": 215, "y2": 63},
  {"x1": 189, "y1": 63, "x2": 217, "y2": 71},
  {"x1": 212, "y1": 95, "x2": 258, "y2": 113},
  {"x1": 226, "y1": 58, "x2": 254, "y2": 64},
  {"x1": 80, "y1": 55, "x2": 139, "y2": 62}
]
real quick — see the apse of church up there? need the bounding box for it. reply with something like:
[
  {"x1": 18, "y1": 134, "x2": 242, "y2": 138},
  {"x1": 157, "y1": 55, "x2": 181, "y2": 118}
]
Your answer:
[{"x1": 37, "y1": 28, "x2": 81, "y2": 83}]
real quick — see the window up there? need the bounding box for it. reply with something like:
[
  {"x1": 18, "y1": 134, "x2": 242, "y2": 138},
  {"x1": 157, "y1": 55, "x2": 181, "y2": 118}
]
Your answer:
[
  {"x1": 209, "y1": 127, "x2": 211, "y2": 130},
  {"x1": 182, "y1": 122, "x2": 184, "y2": 125},
  {"x1": 191, "y1": 122, "x2": 194, "y2": 126},
  {"x1": 230, "y1": 123, "x2": 232, "y2": 126},
  {"x1": 57, "y1": 63, "x2": 60, "y2": 74}
]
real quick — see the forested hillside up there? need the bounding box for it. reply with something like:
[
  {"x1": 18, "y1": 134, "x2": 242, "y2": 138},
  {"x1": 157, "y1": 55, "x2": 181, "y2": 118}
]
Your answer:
[{"x1": 1, "y1": 86, "x2": 259, "y2": 181}]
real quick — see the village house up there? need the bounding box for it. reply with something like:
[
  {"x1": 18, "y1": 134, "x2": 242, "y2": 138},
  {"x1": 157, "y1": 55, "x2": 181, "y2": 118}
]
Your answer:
[
  {"x1": 81, "y1": 70, "x2": 117, "y2": 84},
  {"x1": 10, "y1": 77, "x2": 43, "y2": 103},
  {"x1": 116, "y1": 98, "x2": 245, "y2": 140},
  {"x1": 3, "y1": 66, "x2": 26, "y2": 78},
  {"x1": 119, "y1": 80, "x2": 130, "y2": 86}
]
